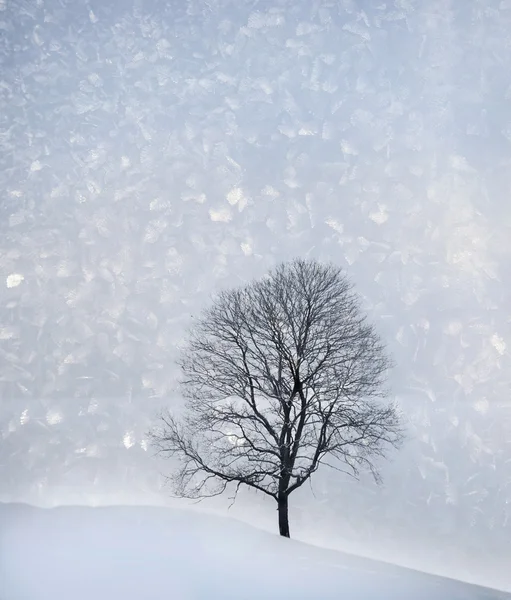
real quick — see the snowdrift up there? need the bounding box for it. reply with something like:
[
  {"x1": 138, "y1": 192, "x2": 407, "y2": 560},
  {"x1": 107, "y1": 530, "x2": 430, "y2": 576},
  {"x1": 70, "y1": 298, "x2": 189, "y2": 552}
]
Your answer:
[{"x1": 0, "y1": 503, "x2": 508, "y2": 600}]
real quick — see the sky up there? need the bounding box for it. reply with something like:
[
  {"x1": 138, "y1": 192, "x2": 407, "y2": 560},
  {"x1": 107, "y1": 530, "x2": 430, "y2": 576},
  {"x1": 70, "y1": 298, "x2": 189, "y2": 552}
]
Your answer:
[{"x1": 0, "y1": 0, "x2": 510, "y2": 590}]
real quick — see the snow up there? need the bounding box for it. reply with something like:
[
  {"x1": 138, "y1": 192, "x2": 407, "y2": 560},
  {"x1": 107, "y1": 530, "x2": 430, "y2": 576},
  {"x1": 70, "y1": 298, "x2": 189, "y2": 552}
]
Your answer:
[{"x1": 0, "y1": 503, "x2": 509, "y2": 600}]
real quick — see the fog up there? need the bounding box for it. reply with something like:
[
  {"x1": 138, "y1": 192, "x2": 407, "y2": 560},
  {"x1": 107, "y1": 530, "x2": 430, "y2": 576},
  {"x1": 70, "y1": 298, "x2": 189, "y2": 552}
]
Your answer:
[{"x1": 1, "y1": 0, "x2": 510, "y2": 592}]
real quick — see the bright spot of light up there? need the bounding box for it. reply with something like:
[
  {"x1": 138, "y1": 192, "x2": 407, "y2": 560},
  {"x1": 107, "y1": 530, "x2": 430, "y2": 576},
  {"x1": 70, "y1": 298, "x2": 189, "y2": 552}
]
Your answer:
[
  {"x1": 46, "y1": 410, "x2": 64, "y2": 425},
  {"x1": 123, "y1": 432, "x2": 135, "y2": 449},
  {"x1": 6, "y1": 273, "x2": 24, "y2": 288},
  {"x1": 227, "y1": 187, "x2": 243, "y2": 206},
  {"x1": 20, "y1": 409, "x2": 29, "y2": 425},
  {"x1": 209, "y1": 206, "x2": 232, "y2": 222},
  {"x1": 491, "y1": 334, "x2": 506, "y2": 356},
  {"x1": 226, "y1": 432, "x2": 246, "y2": 447},
  {"x1": 240, "y1": 242, "x2": 253, "y2": 256}
]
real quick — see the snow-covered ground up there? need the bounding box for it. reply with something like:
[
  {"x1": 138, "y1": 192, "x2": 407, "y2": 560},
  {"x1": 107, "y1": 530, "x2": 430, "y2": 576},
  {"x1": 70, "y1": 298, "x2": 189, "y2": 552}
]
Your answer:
[{"x1": 0, "y1": 503, "x2": 508, "y2": 600}]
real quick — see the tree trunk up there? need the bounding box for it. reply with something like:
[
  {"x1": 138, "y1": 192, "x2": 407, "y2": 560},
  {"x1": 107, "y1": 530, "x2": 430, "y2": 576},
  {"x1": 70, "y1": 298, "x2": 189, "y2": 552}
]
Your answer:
[{"x1": 277, "y1": 494, "x2": 290, "y2": 538}]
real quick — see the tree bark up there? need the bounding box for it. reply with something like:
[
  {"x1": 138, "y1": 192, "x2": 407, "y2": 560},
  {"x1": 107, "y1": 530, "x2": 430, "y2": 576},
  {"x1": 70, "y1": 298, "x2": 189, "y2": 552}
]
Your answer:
[{"x1": 277, "y1": 494, "x2": 290, "y2": 538}]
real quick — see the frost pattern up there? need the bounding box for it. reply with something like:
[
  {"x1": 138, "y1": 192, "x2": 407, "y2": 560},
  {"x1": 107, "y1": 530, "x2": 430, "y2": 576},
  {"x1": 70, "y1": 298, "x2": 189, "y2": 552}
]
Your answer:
[{"x1": 0, "y1": 0, "x2": 510, "y2": 584}]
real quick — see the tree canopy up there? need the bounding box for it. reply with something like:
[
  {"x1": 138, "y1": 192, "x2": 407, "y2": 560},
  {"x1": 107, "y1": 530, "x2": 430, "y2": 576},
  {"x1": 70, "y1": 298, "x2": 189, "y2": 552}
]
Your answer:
[{"x1": 152, "y1": 258, "x2": 403, "y2": 537}]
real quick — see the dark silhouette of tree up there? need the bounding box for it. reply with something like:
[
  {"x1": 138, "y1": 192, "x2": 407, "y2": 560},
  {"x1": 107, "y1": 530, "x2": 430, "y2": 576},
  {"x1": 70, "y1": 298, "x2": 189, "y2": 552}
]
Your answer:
[{"x1": 151, "y1": 258, "x2": 403, "y2": 538}]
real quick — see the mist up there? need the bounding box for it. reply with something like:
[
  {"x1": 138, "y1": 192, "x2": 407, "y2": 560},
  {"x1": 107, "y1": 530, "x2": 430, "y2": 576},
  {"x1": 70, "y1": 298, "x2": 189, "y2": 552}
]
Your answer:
[{"x1": 0, "y1": 0, "x2": 510, "y2": 593}]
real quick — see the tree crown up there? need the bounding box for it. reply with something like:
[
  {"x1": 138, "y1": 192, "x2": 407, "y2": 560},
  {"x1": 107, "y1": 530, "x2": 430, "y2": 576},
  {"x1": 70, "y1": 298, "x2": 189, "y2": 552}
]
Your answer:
[{"x1": 152, "y1": 258, "x2": 402, "y2": 503}]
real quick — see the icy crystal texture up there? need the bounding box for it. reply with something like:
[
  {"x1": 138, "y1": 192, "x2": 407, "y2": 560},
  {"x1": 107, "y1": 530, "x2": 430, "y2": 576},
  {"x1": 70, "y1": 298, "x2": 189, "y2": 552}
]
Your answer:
[{"x1": 0, "y1": 0, "x2": 510, "y2": 585}]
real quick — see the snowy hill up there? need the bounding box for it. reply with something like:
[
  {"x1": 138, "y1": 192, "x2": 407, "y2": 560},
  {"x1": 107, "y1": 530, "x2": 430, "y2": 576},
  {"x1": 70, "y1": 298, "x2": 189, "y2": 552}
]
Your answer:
[{"x1": 0, "y1": 503, "x2": 508, "y2": 600}]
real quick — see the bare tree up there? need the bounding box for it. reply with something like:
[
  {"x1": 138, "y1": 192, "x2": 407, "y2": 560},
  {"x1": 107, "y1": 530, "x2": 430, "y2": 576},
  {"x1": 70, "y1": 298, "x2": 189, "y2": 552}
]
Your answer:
[{"x1": 151, "y1": 258, "x2": 403, "y2": 538}]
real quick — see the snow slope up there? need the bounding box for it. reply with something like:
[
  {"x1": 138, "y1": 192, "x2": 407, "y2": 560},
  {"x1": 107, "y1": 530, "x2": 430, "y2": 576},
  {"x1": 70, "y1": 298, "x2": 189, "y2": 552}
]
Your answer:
[{"x1": 0, "y1": 503, "x2": 508, "y2": 600}]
